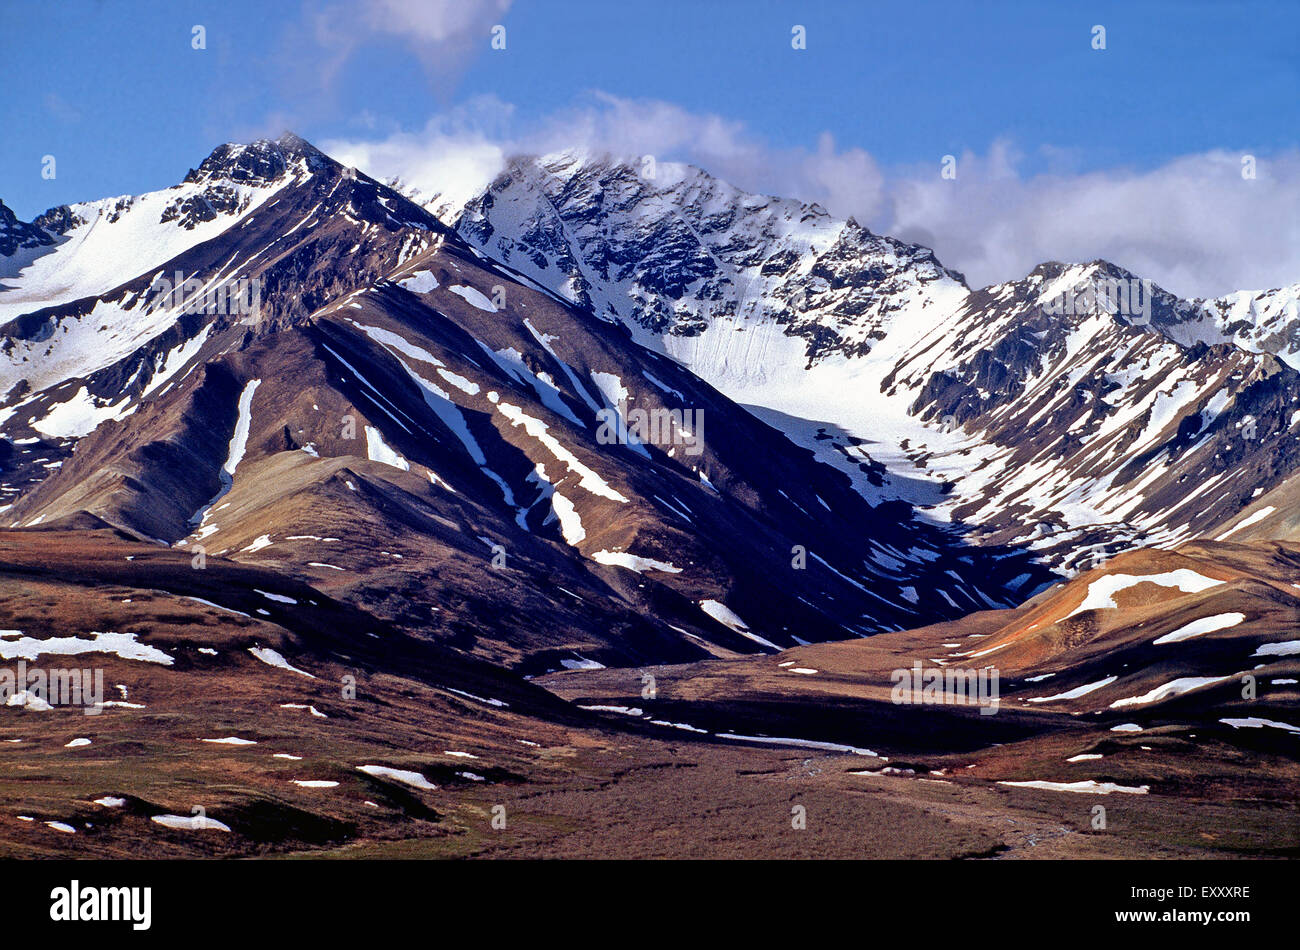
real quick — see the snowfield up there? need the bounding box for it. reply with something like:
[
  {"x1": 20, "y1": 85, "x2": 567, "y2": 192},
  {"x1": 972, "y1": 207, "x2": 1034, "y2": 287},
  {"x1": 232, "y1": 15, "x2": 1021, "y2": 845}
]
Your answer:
[
  {"x1": 1153, "y1": 612, "x2": 1245, "y2": 644},
  {"x1": 1065, "y1": 570, "x2": 1224, "y2": 618},
  {"x1": 998, "y1": 779, "x2": 1149, "y2": 795},
  {"x1": 151, "y1": 814, "x2": 232, "y2": 832},
  {"x1": 0, "y1": 630, "x2": 173, "y2": 665},
  {"x1": 699, "y1": 599, "x2": 779, "y2": 651},
  {"x1": 247, "y1": 646, "x2": 315, "y2": 679},
  {"x1": 357, "y1": 765, "x2": 438, "y2": 790},
  {"x1": 1026, "y1": 676, "x2": 1117, "y2": 703},
  {"x1": 591, "y1": 550, "x2": 682, "y2": 574},
  {"x1": 448, "y1": 284, "x2": 498, "y2": 312},
  {"x1": 1109, "y1": 676, "x2": 1233, "y2": 708}
]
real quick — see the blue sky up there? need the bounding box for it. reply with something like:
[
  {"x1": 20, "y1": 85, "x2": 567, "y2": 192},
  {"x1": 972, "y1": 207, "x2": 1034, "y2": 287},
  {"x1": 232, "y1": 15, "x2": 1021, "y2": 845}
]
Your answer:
[{"x1": 2, "y1": 0, "x2": 1297, "y2": 295}]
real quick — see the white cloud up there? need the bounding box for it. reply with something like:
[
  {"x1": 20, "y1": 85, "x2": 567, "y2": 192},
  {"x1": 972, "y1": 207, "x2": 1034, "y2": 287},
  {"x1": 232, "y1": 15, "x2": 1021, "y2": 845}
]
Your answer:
[
  {"x1": 323, "y1": 92, "x2": 1300, "y2": 299},
  {"x1": 886, "y1": 145, "x2": 1300, "y2": 299},
  {"x1": 306, "y1": 0, "x2": 512, "y2": 85},
  {"x1": 324, "y1": 99, "x2": 515, "y2": 213},
  {"x1": 324, "y1": 92, "x2": 889, "y2": 221},
  {"x1": 246, "y1": 0, "x2": 512, "y2": 127}
]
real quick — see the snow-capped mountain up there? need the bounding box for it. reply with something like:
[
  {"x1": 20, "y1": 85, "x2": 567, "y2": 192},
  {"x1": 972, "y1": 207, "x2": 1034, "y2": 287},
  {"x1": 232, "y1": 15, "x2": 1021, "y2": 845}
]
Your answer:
[
  {"x1": 0, "y1": 135, "x2": 1041, "y2": 672},
  {"x1": 452, "y1": 151, "x2": 969, "y2": 373},
  {"x1": 438, "y1": 152, "x2": 1300, "y2": 575},
  {"x1": 437, "y1": 152, "x2": 985, "y2": 521},
  {"x1": 0, "y1": 140, "x2": 315, "y2": 326},
  {"x1": 4, "y1": 133, "x2": 1297, "y2": 666},
  {"x1": 885, "y1": 260, "x2": 1300, "y2": 569}
]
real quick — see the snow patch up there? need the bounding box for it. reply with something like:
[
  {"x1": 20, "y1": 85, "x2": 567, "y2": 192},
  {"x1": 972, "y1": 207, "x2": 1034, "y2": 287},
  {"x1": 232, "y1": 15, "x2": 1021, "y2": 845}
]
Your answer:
[{"x1": 1153, "y1": 612, "x2": 1245, "y2": 644}]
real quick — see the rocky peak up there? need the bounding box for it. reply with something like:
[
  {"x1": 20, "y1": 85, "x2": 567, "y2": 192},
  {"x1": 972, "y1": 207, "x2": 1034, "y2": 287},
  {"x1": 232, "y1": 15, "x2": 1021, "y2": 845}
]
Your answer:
[
  {"x1": 0, "y1": 199, "x2": 57, "y2": 257},
  {"x1": 183, "y1": 132, "x2": 335, "y2": 189}
]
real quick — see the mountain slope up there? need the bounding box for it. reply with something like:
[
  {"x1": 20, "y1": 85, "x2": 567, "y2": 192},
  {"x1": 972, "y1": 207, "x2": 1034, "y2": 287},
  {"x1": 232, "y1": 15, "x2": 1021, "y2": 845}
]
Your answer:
[{"x1": 883, "y1": 261, "x2": 1300, "y2": 569}]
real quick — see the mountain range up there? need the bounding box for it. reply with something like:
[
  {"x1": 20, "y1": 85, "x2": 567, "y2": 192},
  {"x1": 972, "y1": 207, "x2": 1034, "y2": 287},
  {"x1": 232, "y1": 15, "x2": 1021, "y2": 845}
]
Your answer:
[{"x1": 0, "y1": 133, "x2": 1295, "y2": 858}]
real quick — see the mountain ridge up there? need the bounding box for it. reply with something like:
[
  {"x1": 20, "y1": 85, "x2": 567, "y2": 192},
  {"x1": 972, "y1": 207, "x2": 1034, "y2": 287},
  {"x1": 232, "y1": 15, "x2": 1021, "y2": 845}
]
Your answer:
[
  {"x1": 0, "y1": 133, "x2": 1044, "y2": 673},
  {"x1": 427, "y1": 149, "x2": 1300, "y2": 576}
]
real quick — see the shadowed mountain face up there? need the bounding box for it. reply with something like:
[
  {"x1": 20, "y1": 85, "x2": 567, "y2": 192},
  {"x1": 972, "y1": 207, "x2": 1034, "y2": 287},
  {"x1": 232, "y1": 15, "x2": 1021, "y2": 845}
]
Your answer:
[
  {"x1": 0, "y1": 200, "x2": 57, "y2": 260},
  {"x1": 0, "y1": 135, "x2": 1296, "y2": 860}
]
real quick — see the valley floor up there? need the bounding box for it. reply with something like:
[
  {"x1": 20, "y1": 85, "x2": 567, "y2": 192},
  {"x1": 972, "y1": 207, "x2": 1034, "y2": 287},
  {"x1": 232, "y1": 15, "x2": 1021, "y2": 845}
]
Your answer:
[{"x1": 1, "y1": 530, "x2": 1296, "y2": 859}]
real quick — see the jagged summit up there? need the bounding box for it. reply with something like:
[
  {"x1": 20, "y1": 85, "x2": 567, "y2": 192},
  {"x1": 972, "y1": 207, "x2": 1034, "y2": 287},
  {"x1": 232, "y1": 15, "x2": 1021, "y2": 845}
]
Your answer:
[
  {"x1": 451, "y1": 149, "x2": 970, "y2": 379},
  {"x1": 0, "y1": 133, "x2": 446, "y2": 326},
  {"x1": 0, "y1": 199, "x2": 57, "y2": 257},
  {"x1": 185, "y1": 132, "x2": 335, "y2": 188}
]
